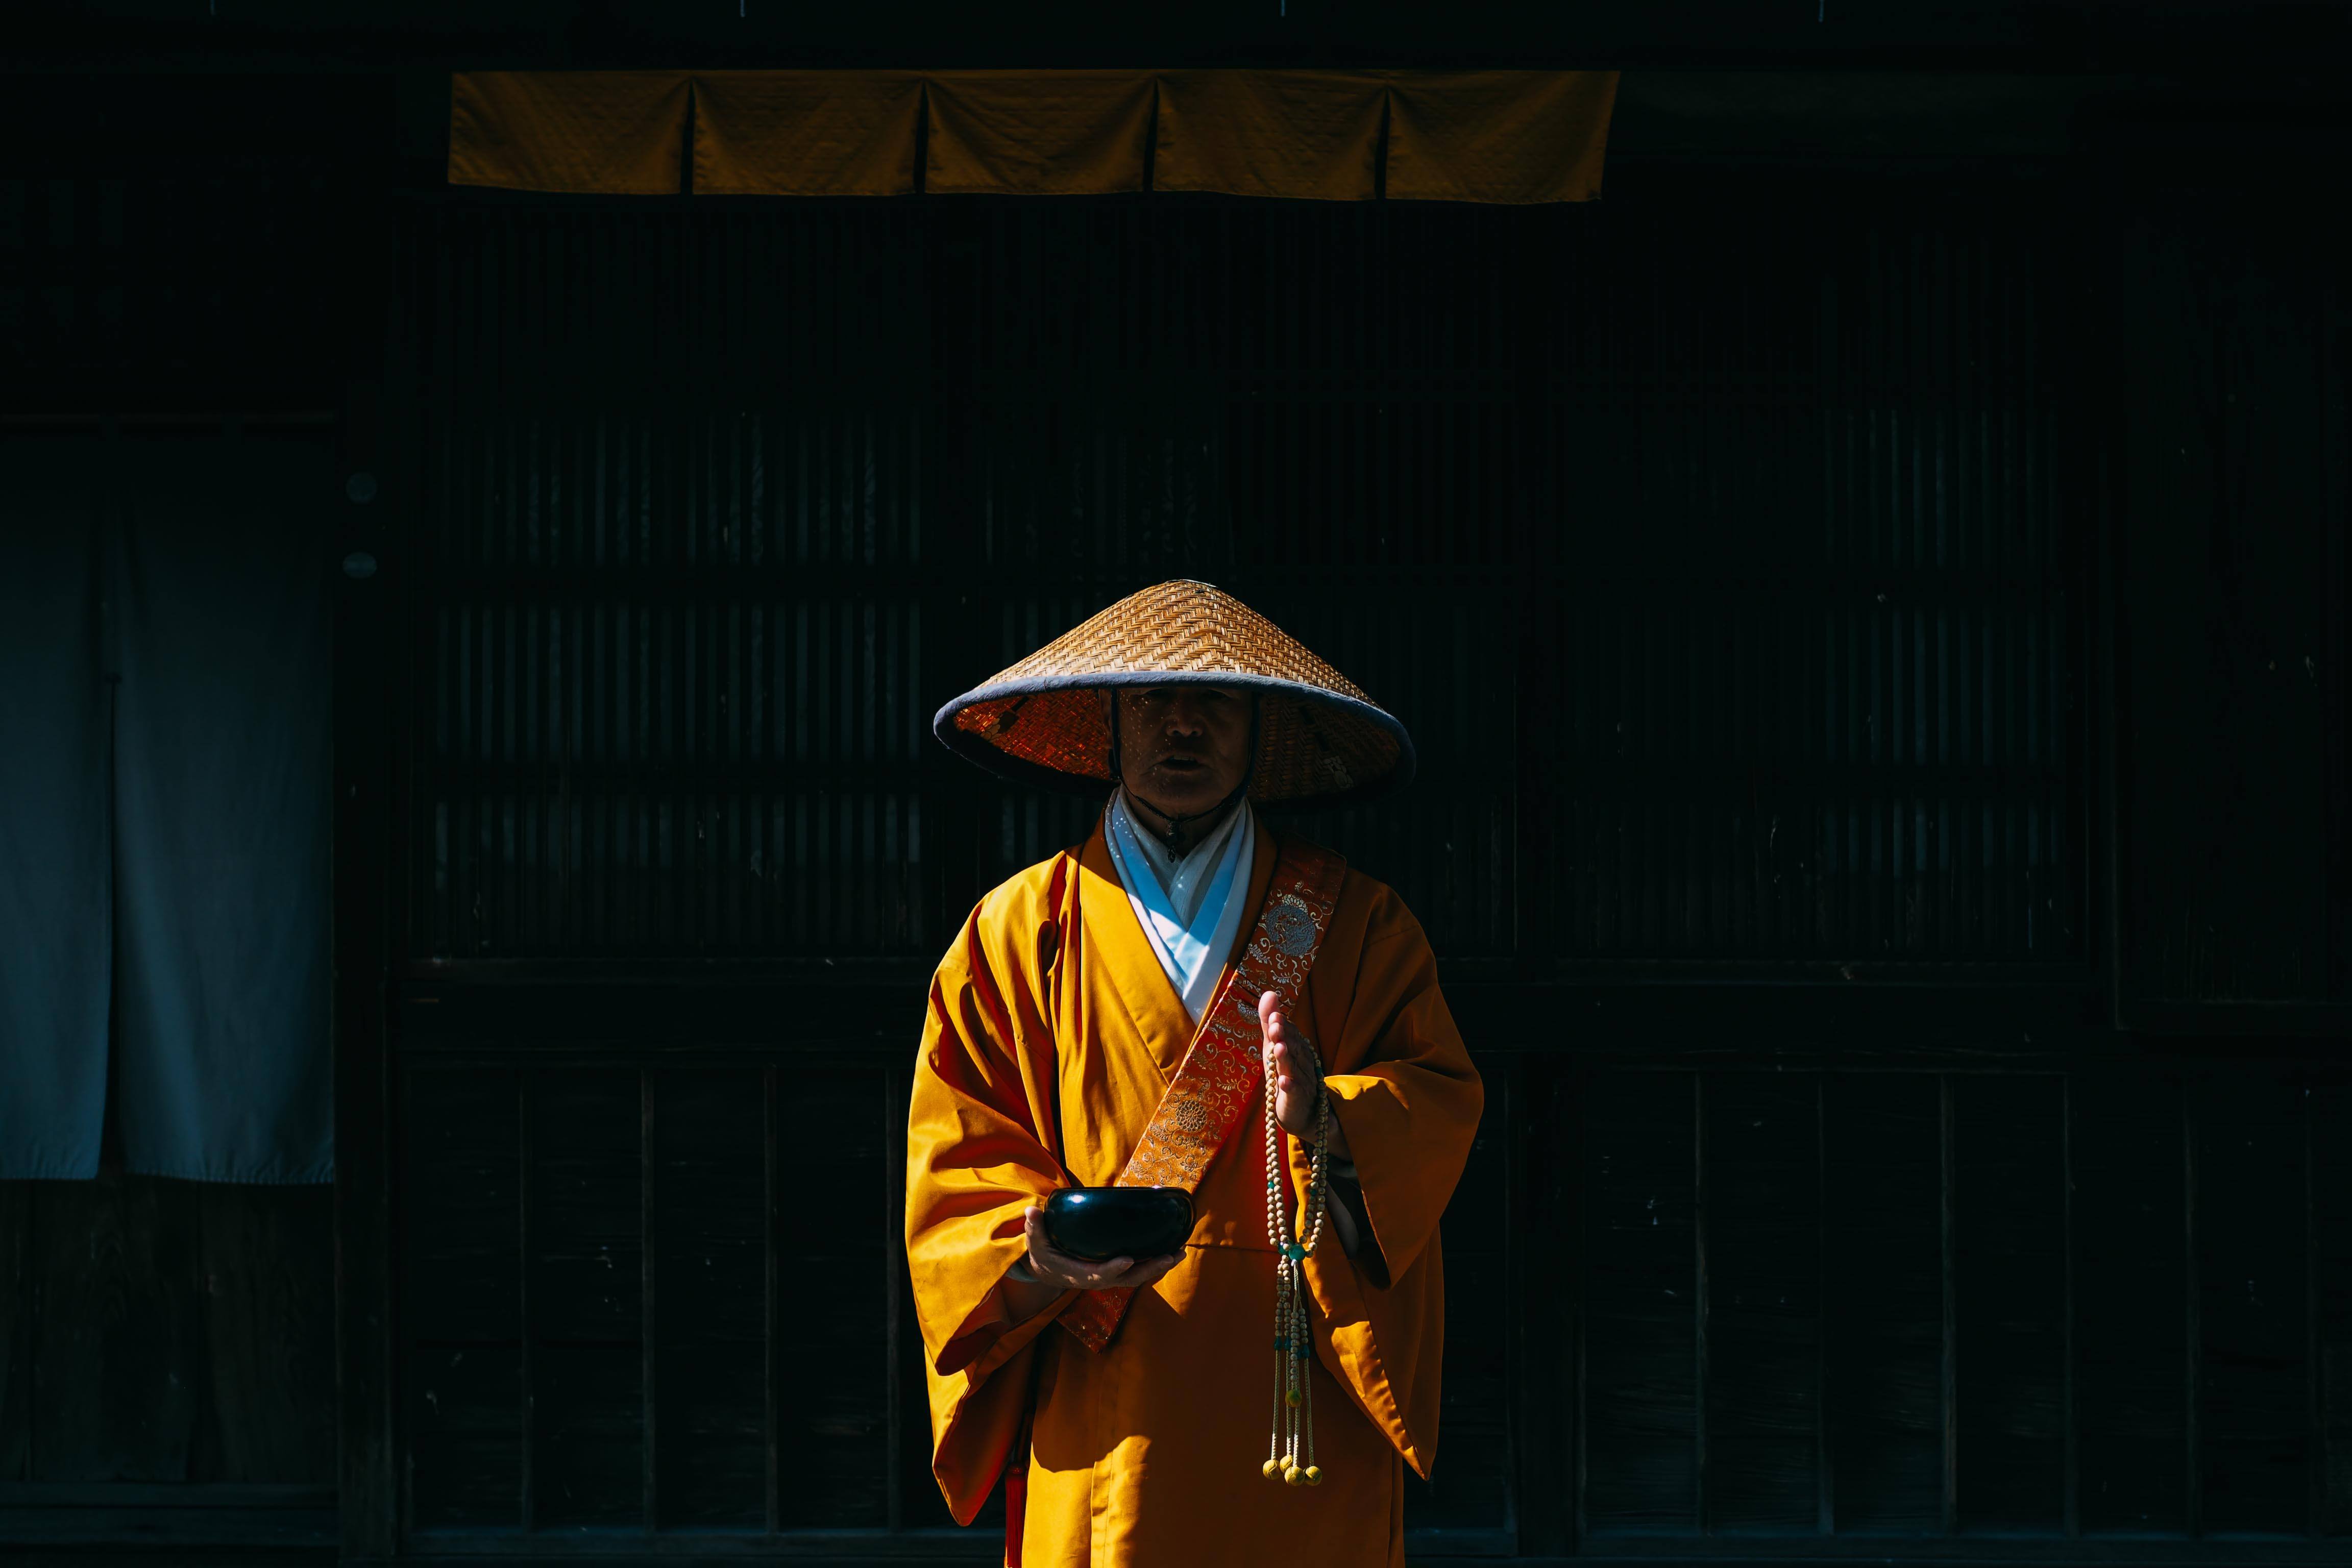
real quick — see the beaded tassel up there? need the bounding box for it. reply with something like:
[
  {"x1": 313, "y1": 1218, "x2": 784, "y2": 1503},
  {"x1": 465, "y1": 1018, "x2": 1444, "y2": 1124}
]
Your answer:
[{"x1": 1262, "y1": 1044, "x2": 1329, "y2": 1488}]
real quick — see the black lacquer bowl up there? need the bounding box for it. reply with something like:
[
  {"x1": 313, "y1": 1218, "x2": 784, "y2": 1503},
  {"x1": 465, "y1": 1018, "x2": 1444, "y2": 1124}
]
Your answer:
[{"x1": 1042, "y1": 1187, "x2": 1194, "y2": 1263}]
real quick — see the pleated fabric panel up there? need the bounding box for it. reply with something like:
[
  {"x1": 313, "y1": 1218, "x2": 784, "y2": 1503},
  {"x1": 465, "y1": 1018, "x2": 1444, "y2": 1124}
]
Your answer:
[
  {"x1": 0, "y1": 438, "x2": 111, "y2": 1181},
  {"x1": 448, "y1": 70, "x2": 1619, "y2": 204},
  {"x1": 109, "y1": 437, "x2": 334, "y2": 1184}
]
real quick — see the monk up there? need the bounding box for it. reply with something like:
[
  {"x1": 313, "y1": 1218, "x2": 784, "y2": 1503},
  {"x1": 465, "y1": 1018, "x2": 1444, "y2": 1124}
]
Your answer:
[{"x1": 906, "y1": 580, "x2": 1482, "y2": 1565}]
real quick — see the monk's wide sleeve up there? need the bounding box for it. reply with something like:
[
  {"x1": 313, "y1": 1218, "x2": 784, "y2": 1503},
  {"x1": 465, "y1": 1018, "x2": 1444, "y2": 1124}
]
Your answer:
[
  {"x1": 1302, "y1": 879, "x2": 1483, "y2": 1482},
  {"x1": 904, "y1": 868, "x2": 1073, "y2": 1523}
]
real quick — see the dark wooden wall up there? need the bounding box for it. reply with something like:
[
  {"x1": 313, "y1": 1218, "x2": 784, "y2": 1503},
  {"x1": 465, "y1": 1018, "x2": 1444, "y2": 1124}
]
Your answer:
[
  {"x1": 0, "y1": 1178, "x2": 337, "y2": 1542},
  {"x1": 2113, "y1": 195, "x2": 2351, "y2": 1013},
  {"x1": 1, "y1": 57, "x2": 2346, "y2": 1568},
  {"x1": 393, "y1": 185, "x2": 2084, "y2": 971},
  {"x1": 0, "y1": 86, "x2": 373, "y2": 1559},
  {"x1": 338, "y1": 165, "x2": 2350, "y2": 1563}
]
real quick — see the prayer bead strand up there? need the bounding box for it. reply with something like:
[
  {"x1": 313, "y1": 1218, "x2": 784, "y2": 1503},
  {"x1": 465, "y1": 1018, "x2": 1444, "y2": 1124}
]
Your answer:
[{"x1": 1263, "y1": 1039, "x2": 1330, "y2": 1489}]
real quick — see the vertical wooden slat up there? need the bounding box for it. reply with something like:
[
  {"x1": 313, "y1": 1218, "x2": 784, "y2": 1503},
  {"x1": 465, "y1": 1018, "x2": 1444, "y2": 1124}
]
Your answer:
[
  {"x1": 526, "y1": 1069, "x2": 645, "y2": 1529},
  {"x1": 1940, "y1": 1072, "x2": 1958, "y2": 1535},
  {"x1": 2073, "y1": 1070, "x2": 2189, "y2": 1532},
  {"x1": 764, "y1": 1065, "x2": 779, "y2": 1537},
  {"x1": 1509, "y1": 1058, "x2": 1563, "y2": 1554},
  {"x1": 1572, "y1": 1067, "x2": 1590, "y2": 1552},
  {"x1": 2315, "y1": 1081, "x2": 2352, "y2": 1539},
  {"x1": 2063, "y1": 1073, "x2": 2080, "y2": 1539},
  {"x1": 884, "y1": 1066, "x2": 906, "y2": 1534},
  {"x1": 518, "y1": 1068, "x2": 535, "y2": 1533},
  {"x1": 1815, "y1": 1075, "x2": 1833, "y2": 1537},
  {"x1": 647, "y1": 1067, "x2": 765, "y2": 1530},
  {"x1": 2184, "y1": 1080, "x2": 2203, "y2": 1539},
  {"x1": 404, "y1": 1065, "x2": 524, "y2": 1530},
  {"x1": 640, "y1": 1067, "x2": 656, "y2": 1532},
  {"x1": 1692, "y1": 1073, "x2": 1710, "y2": 1534},
  {"x1": 2196, "y1": 1074, "x2": 2311, "y2": 1532},
  {"x1": 2328, "y1": 274, "x2": 2352, "y2": 1001},
  {"x1": 1496, "y1": 1062, "x2": 1514, "y2": 1542},
  {"x1": 0, "y1": 1184, "x2": 27, "y2": 1483},
  {"x1": 1953, "y1": 1076, "x2": 2066, "y2": 1530},
  {"x1": 662, "y1": 426, "x2": 684, "y2": 951},
  {"x1": 496, "y1": 413, "x2": 517, "y2": 953},
  {"x1": 1703, "y1": 1073, "x2": 1822, "y2": 1531},
  {"x1": 1580, "y1": 1070, "x2": 1698, "y2": 1534},
  {"x1": 2308, "y1": 1084, "x2": 2325, "y2": 1540}
]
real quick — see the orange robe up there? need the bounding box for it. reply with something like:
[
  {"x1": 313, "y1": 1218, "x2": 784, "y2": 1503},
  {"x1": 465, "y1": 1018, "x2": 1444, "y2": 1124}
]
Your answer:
[{"x1": 905, "y1": 817, "x2": 1482, "y2": 1566}]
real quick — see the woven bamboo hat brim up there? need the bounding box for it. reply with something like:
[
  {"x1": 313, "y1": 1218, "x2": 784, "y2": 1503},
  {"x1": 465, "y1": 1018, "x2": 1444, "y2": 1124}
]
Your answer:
[{"x1": 933, "y1": 580, "x2": 1414, "y2": 804}]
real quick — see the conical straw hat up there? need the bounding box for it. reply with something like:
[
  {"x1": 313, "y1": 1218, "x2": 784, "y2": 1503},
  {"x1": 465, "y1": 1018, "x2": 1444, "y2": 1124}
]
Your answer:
[{"x1": 933, "y1": 580, "x2": 1414, "y2": 804}]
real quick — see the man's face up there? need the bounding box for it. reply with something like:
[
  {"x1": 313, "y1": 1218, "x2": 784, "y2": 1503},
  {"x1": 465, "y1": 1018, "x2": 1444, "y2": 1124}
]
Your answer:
[{"x1": 1108, "y1": 684, "x2": 1252, "y2": 819}]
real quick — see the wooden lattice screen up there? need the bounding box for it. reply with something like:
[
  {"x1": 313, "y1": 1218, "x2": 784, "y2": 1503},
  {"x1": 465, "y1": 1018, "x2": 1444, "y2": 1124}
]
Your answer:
[{"x1": 381, "y1": 185, "x2": 2349, "y2": 1557}]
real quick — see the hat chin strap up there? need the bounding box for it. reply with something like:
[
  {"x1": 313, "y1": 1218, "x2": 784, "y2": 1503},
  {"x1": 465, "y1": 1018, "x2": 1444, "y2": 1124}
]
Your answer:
[{"x1": 1110, "y1": 692, "x2": 1261, "y2": 856}]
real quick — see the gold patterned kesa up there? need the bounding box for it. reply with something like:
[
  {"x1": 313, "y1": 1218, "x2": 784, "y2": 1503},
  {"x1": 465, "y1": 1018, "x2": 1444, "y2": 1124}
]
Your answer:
[{"x1": 1057, "y1": 840, "x2": 1347, "y2": 1353}]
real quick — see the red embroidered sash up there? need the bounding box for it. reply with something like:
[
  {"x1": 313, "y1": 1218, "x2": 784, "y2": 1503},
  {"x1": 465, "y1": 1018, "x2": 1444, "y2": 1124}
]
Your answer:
[{"x1": 1057, "y1": 838, "x2": 1346, "y2": 1352}]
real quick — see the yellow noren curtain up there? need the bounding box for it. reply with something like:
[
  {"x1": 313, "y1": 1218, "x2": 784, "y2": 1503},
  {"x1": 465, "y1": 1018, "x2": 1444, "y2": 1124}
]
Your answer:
[
  {"x1": 696, "y1": 71, "x2": 927, "y2": 196},
  {"x1": 1385, "y1": 71, "x2": 1620, "y2": 204},
  {"x1": 449, "y1": 72, "x2": 693, "y2": 197},
  {"x1": 926, "y1": 71, "x2": 1159, "y2": 196},
  {"x1": 1152, "y1": 71, "x2": 1387, "y2": 201},
  {"x1": 448, "y1": 69, "x2": 1619, "y2": 204}
]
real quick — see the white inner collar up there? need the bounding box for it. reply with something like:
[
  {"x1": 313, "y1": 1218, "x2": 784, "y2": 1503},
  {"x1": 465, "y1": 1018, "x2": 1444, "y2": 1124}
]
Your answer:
[{"x1": 1103, "y1": 790, "x2": 1256, "y2": 1023}]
